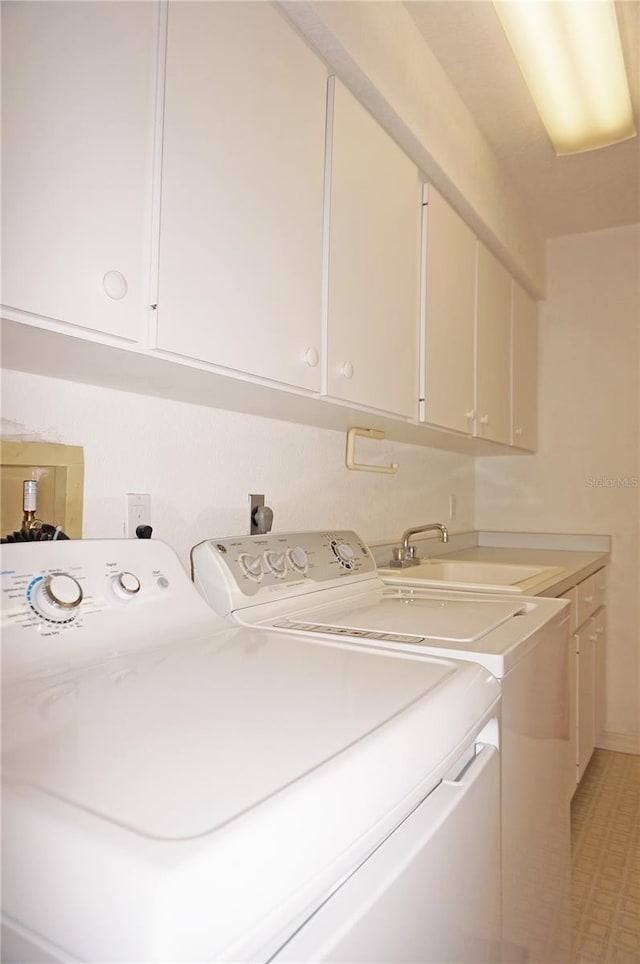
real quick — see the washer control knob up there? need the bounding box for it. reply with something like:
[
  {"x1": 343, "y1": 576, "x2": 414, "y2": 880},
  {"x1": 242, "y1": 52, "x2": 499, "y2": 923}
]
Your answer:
[
  {"x1": 239, "y1": 553, "x2": 263, "y2": 580},
  {"x1": 264, "y1": 551, "x2": 287, "y2": 576},
  {"x1": 287, "y1": 546, "x2": 308, "y2": 574},
  {"x1": 334, "y1": 541, "x2": 355, "y2": 567},
  {"x1": 112, "y1": 571, "x2": 141, "y2": 599},
  {"x1": 32, "y1": 572, "x2": 83, "y2": 621}
]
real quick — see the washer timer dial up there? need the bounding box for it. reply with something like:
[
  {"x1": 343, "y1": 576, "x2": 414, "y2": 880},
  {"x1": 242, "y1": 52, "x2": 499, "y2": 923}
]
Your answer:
[{"x1": 330, "y1": 539, "x2": 356, "y2": 570}]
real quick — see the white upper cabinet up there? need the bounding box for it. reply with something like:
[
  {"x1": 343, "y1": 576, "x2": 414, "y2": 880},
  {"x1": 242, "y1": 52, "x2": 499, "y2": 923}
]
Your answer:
[
  {"x1": 475, "y1": 243, "x2": 512, "y2": 445},
  {"x1": 421, "y1": 185, "x2": 476, "y2": 434},
  {"x1": 1, "y1": 1, "x2": 159, "y2": 341},
  {"x1": 511, "y1": 282, "x2": 538, "y2": 450},
  {"x1": 156, "y1": 2, "x2": 327, "y2": 392},
  {"x1": 324, "y1": 78, "x2": 421, "y2": 418}
]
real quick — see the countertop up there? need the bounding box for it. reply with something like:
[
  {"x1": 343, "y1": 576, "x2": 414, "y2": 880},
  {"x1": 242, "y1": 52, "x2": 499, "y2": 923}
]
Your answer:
[{"x1": 371, "y1": 531, "x2": 610, "y2": 598}]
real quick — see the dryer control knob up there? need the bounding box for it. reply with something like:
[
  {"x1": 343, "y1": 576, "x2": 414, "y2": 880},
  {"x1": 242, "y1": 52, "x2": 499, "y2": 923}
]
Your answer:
[
  {"x1": 31, "y1": 573, "x2": 83, "y2": 622},
  {"x1": 112, "y1": 571, "x2": 141, "y2": 599}
]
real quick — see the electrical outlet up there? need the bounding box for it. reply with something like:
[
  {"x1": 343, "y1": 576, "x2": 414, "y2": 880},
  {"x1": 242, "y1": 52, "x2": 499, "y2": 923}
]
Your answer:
[{"x1": 125, "y1": 493, "x2": 150, "y2": 538}]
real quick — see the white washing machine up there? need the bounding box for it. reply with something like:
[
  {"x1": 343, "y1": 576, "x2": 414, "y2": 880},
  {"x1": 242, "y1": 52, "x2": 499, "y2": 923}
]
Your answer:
[
  {"x1": 1, "y1": 538, "x2": 501, "y2": 963},
  {"x1": 192, "y1": 529, "x2": 573, "y2": 964}
]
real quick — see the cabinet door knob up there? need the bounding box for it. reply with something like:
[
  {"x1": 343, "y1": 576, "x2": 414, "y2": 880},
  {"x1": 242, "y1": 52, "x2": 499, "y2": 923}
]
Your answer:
[
  {"x1": 303, "y1": 347, "x2": 319, "y2": 368},
  {"x1": 102, "y1": 270, "x2": 128, "y2": 301},
  {"x1": 465, "y1": 410, "x2": 475, "y2": 421},
  {"x1": 514, "y1": 426, "x2": 523, "y2": 436},
  {"x1": 341, "y1": 361, "x2": 354, "y2": 379},
  {"x1": 480, "y1": 414, "x2": 489, "y2": 425}
]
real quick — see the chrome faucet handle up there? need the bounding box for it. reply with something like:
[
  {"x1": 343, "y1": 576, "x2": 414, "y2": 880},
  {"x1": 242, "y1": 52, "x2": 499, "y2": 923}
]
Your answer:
[
  {"x1": 388, "y1": 544, "x2": 420, "y2": 568},
  {"x1": 387, "y1": 522, "x2": 449, "y2": 568}
]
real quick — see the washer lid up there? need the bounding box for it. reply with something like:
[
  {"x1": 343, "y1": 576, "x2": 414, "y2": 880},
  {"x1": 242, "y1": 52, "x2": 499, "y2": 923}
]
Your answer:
[
  {"x1": 260, "y1": 588, "x2": 570, "y2": 678},
  {"x1": 282, "y1": 591, "x2": 525, "y2": 643},
  {"x1": 2, "y1": 624, "x2": 493, "y2": 841}
]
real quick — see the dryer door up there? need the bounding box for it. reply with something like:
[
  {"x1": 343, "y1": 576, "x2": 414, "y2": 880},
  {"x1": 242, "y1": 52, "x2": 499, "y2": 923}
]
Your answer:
[{"x1": 271, "y1": 743, "x2": 501, "y2": 963}]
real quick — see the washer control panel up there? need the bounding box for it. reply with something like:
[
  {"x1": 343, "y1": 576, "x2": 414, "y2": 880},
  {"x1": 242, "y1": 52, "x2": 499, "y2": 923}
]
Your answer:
[{"x1": 191, "y1": 530, "x2": 379, "y2": 615}]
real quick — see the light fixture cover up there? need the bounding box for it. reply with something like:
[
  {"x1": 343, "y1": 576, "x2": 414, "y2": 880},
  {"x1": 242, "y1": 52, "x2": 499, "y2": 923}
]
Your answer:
[{"x1": 493, "y1": 0, "x2": 636, "y2": 155}]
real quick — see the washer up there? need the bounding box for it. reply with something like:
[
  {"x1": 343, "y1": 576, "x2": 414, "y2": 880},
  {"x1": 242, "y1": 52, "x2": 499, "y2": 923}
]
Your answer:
[
  {"x1": 2, "y1": 538, "x2": 500, "y2": 963},
  {"x1": 192, "y1": 529, "x2": 573, "y2": 964}
]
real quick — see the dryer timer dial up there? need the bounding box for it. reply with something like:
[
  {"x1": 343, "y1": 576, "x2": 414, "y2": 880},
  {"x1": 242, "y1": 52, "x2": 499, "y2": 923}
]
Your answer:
[{"x1": 30, "y1": 572, "x2": 83, "y2": 622}]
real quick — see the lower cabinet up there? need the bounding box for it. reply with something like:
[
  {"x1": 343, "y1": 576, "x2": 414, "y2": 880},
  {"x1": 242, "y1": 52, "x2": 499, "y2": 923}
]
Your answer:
[
  {"x1": 563, "y1": 568, "x2": 607, "y2": 791},
  {"x1": 576, "y1": 621, "x2": 596, "y2": 782},
  {"x1": 592, "y1": 607, "x2": 607, "y2": 748}
]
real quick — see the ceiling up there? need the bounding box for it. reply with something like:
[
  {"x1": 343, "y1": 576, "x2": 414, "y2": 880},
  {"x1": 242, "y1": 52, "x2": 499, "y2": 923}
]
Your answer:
[{"x1": 405, "y1": 0, "x2": 640, "y2": 241}]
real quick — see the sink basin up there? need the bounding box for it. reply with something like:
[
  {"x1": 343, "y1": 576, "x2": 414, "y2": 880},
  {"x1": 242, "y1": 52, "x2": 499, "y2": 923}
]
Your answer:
[
  {"x1": 379, "y1": 559, "x2": 565, "y2": 594},
  {"x1": 419, "y1": 560, "x2": 543, "y2": 584}
]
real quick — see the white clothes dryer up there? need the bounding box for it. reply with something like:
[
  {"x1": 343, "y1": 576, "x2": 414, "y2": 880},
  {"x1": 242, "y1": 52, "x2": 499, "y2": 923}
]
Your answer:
[
  {"x1": 1, "y1": 538, "x2": 500, "y2": 963},
  {"x1": 192, "y1": 529, "x2": 573, "y2": 964}
]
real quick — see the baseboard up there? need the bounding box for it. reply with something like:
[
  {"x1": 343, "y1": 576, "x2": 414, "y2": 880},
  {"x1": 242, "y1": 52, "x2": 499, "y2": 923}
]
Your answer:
[{"x1": 596, "y1": 730, "x2": 640, "y2": 755}]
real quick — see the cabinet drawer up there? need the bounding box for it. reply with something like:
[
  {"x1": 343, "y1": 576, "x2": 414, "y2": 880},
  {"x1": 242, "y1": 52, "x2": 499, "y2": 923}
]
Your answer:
[{"x1": 576, "y1": 575, "x2": 596, "y2": 627}]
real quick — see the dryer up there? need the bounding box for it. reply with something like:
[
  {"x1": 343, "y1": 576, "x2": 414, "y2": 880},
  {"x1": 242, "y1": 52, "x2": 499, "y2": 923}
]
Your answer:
[
  {"x1": 1, "y1": 538, "x2": 500, "y2": 963},
  {"x1": 192, "y1": 529, "x2": 573, "y2": 964}
]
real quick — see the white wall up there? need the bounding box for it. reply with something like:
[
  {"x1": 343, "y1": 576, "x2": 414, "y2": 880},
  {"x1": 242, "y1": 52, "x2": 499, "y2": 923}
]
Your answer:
[
  {"x1": 1, "y1": 369, "x2": 474, "y2": 567},
  {"x1": 476, "y1": 223, "x2": 640, "y2": 745}
]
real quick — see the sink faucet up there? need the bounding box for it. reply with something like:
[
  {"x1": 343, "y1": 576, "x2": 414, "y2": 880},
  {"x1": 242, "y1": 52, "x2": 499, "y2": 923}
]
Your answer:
[{"x1": 388, "y1": 523, "x2": 449, "y2": 568}]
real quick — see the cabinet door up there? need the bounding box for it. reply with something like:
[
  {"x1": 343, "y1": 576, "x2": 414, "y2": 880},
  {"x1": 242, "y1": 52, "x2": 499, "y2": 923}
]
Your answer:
[
  {"x1": 511, "y1": 283, "x2": 538, "y2": 450},
  {"x1": 577, "y1": 574, "x2": 596, "y2": 626},
  {"x1": 559, "y1": 586, "x2": 579, "y2": 636},
  {"x1": 569, "y1": 635, "x2": 579, "y2": 794},
  {"x1": 594, "y1": 568, "x2": 607, "y2": 610},
  {"x1": 1, "y1": 1, "x2": 159, "y2": 341},
  {"x1": 475, "y1": 244, "x2": 511, "y2": 444},
  {"x1": 593, "y1": 608, "x2": 607, "y2": 748},
  {"x1": 325, "y1": 78, "x2": 421, "y2": 417},
  {"x1": 421, "y1": 186, "x2": 476, "y2": 434},
  {"x1": 157, "y1": 2, "x2": 326, "y2": 391},
  {"x1": 576, "y1": 624, "x2": 595, "y2": 782}
]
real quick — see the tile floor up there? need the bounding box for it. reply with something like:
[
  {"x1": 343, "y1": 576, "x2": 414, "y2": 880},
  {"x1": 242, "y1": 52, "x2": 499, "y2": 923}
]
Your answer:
[{"x1": 571, "y1": 749, "x2": 640, "y2": 963}]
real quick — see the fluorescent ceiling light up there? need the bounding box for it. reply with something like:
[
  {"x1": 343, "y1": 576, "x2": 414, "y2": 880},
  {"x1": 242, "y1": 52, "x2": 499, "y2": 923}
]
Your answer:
[{"x1": 493, "y1": 0, "x2": 636, "y2": 155}]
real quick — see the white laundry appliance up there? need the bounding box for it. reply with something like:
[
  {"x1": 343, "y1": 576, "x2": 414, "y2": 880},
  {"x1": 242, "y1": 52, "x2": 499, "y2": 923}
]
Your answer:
[
  {"x1": 1, "y1": 538, "x2": 501, "y2": 964},
  {"x1": 192, "y1": 529, "x2": 573, "y2": 964}
]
